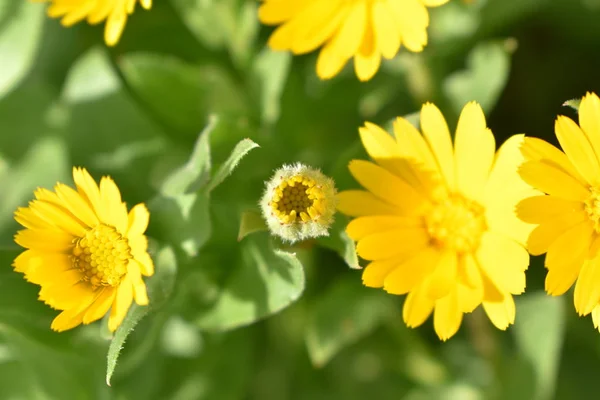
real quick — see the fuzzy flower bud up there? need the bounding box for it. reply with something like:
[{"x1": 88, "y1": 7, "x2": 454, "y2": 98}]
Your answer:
[{"x1": 260, "y1": 163, "x2": 337, "y2": 243}]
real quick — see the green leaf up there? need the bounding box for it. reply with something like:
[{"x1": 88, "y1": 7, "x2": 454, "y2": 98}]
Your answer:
[
  {"x1": 305, "y1": 277, "x2": 392, "y2": 367},
  {"x1": 0, "y1": 1, "x2": 44, "y2": 99},
  {"x1": 511, "y1": 293, "x2": 566, "y2": 400},
  {"x1": 150, "y1": 120, "x2": 217, "y2": 256},
  {"x1": 252, "y1": 47, "x2": 292, "y2": 125},
  {"x1": 106, "y1": 246, "x2": 177, "y2": 385},
  {"x1": 118, "y1": 52, "x2": 248, "y2": 136},
  {"x1": 443, "y1": 40, "x2": 514, "y2": 114},
  {"x1": 317, "y1": 217, "x2": 360, "y2": 269},
  {"x1": 196, "y1": 234, "x2": 305, "y2": 331},
  {"x1": 237, "y1": 210, "x2": 268, "y2": 241},
  {"x1": 207, "y1": 138, "x2": 259, "y2": 192}
]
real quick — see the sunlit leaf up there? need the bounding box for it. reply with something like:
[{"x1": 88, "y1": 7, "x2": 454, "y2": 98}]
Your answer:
[
  {"x1": 0, "y1": 1, "x2": 44, "y2": 99},
  {"x1": 237, "y1": 209, "x2": 267, "y2": 241},
  {"x1": 207, "y1": 138, "x2": 259, "y2": 192},
  {"x1": 305, "y1": 277, "x2": 392, "y2": 367},
  {"x1": 196, "y1": 234, "x2": 305, "y2": 331}
]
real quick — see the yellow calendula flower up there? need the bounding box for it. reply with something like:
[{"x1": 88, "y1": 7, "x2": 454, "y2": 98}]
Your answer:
[
  {"x1": 338, "y1": 102, "x2": 537, "y2": 340},
  {"x1": 13, "y1": 167, "x2": 154, "y2": 332},
  {"x1": 517, "y1": 92, "x2": 600, "y2": 330},
  {"x1": 258, "y1": 0, "x2": 449, "y2": 82},
  {"x1": 37, "y1": 0, "x2": 152, "y2": 46}
]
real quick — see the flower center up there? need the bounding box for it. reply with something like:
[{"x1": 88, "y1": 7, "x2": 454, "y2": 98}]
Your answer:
[
  {"x1": 585, "y1": 187, "x2": 600, "y2": 232},
  {"x1": 424, "y1": 193, "x2": 487, "y2": 254},
  {"x1": 269, "y1": 175, "x2": 325, "y2": 224},
  {"x1": 71, "y1": 224, "x2": 131, "y2": 287}
]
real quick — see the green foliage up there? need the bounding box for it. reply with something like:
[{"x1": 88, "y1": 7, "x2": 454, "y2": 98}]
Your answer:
[{"x1": 0, "y1": 0, "x2": 598, "y2": 398}]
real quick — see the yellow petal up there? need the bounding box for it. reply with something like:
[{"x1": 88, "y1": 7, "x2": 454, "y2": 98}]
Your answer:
[
  {"x1": 433, "y1": 289, "x2": 462, "y2": 341},
  {"x1": 348, "y1": 160, "x2": 426, "y2": 212},
  {"x1": 362, "y1": 257, "x2": 404, "y2": 288},
  {"x1": 519, "y1": 160, "x2": 589, "y2": 202},
  {"x1": 527, "y1": 212, "x2": 588, "y2": 256},
  {"x1": 454, "y1": 102, "x2": 495, "y2": 201},
  {"x1": 555, "y1": 115, "x2": 600, "y2": 186},
  {"x1": 128, "y1": 260, "x2": 149, "y2": 305},
  {"x1": 389, "y1": 0, "x2": 428, "y2": 52},
  {"x1": 73, "y1": 167, "x2": 105, "y2": 221},
  {"x1": 579, "y1": 92, "x2": 600, "y2": 161},
  {"x1": 357, "y1": 227, "x2": 430, "y2": 260},
  {"x1": 392, "y1": 117, "x2": 438, "y2": 173},
  {"x1": 521, "y1": 136, "x2": 586, "y2": 183},
  {"x1": 516, "y1": 195, "x2": 583, "y2": 224},
  {"x1": 482, "y1": 295, "x2": 515, "y2": 330},
  {"x1": 18, "y1": 252, "x2": 72, "y2": 285},
  {"x1": 422, "y1": 250, "x2": 457, "y2": 300},
  {"x1": 14, "y1": 229, "x2": 74, "y2": 253},
  {"x1": 419, "y1": 0, "x2": 449, "y2": 6},
  {"x1": 336, "y1": 190, "x2": 401, "y2": 217},
  {"x1": 132, "y1": 250, "x2": 154, "y2": 277},
  {"x1": 105, "y1": 9, "x2": 128, "y2": 47},
  {"x1": 476, "y1": 232, "x2": 528, "y2": 295},
  {"x1": 384, "y1": 247, "x2": 440, "y2": 295},
  {"x1": 346, "y1": 215, "x2": 422, "y2": 241},
  {"x1": 29, "y1": 200, "x2": 87, "y2": 237},
  {"x1": 315, "y1": 2, "x2": 367, "y2": 79},
  {"x1": 544, "y1": 221, "x2": 593, "y2": 295},
  {"x1": 51, "y1": 308, "x2": 86, "y2": 332},
  {"x1": 484, "y1": 135, "x2": 539, "y2": 246},
  {"x1": 127, "y1": 203, "x2": 150, "y2": 237},
  {"x1": 108, "y1": 275, "x2": 134, "y2": 331},
  {"x1": 99, "y1": 177, "x2": 128, "y2": 234},
  {"x1": 574, "y1": 255, "x2": 600, "y2": 316},
  {"x1": 420, "y1": 103, "x2": 455, "y2": 189},
  {"x1": 593, "y1": 304, "x2": 600, "y2": 330},
  {"x1": 258, "y1": 0, "x2": 310, "y2": 24},
  {"x1": 372, "y1": 0, "x2": 400, "y2": 59},
  {"x1": 403, "y1": 283, "x2": 434, "y2": 328},
  {"x1": 54, "y1": 183, "x2": 99, "y2": 228},
  {"x1": 83, "y1": 287, "x2": 116, "y2": 324}
]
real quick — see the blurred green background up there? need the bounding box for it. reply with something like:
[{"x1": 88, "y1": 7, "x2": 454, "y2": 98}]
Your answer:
[{"x1": 0, "y1": 0, "x2": 599, "y2": 399}]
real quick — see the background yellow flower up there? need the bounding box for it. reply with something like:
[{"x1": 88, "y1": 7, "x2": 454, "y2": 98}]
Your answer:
[
  {"x1": 338, "y1": 102, "x2": 537, "y2": 340},
  {"x1": 258, "y1": 0, "x2": 449, "y2": 81},
  {"x1": 36, "y1": 0, "x2": 152, "y2": 46},
  {"x1": 13, "y1": 167, "x2": 154, "y2": 332},
  {"x1": 518, "y1": 92, "x2": 600, "y2": 330}
]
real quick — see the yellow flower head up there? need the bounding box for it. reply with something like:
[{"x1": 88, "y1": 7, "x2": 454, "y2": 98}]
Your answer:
[
  {"x1": 39, "y1": 0, "x2": 152, "y2": 46},
  {"x1": 517, "y1": 92, "x2": 600, "y2": 330},
  {"x1": 258, "y1": 0, "x2": 449, "y2": 82},
  {"x1": 13, "y1": 167, "x2": 154, "y2": 332},
  {"x1": 260, "y1": 163, "x2": 337, "y2": 243},
  {"x1": 338, "y1": 102, "x2": 537, "y2": 340}
]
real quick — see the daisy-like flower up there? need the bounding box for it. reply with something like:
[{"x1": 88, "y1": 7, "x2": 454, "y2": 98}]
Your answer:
[
  {"x1": 37, "y1": 0, "x2": 152, "y2": 46},
  {"x1": 13, "y1": 167, "x2": 154, "y2": 332},
  {"x1": 260, "y1": 163, "x2": 337, "y2": 243},
  {"x1": 258, "y1": 0, "x2": 449, "y2": 82},
  {"x1": 338, "y1": 102, "x2": 537, "y2": 340},
  {"x1": 517, "y1": 92, "x2": 600, "y2": 330}
]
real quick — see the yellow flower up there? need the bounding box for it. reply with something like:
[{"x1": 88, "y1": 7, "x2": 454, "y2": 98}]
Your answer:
[
  {"x1": 338, "y1": 102, "x2": 537, "y2": 340},
  {"x1": 38, "y1": 0, "x2": 152, "y2": 46},
  {"x1": 258, "y1": 0, "x2": 449, "y2": 82},
  {"x1": 517, "y1": 92, "x2": 600, "y2": 330},
  {"x1": 13, "y1": 167, "x2": 154, "y2": 332}
]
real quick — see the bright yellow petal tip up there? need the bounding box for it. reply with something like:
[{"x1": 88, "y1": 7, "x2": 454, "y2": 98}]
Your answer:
[
  {"x1": 13, "y1": 167, "x2": 154, "y2": 333},
  {"x1": 517, "y1": 91, "x2": 600, "y2": 332},
  {"x1": 258, "y1": 0, "x2": 445, "y2": 81},
  {"x1": 43, "y1": 0, "x2": 152, "y2": 46},
  {"x1": 338, "y1": 101, "x2": 536, "y2": 340}
]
